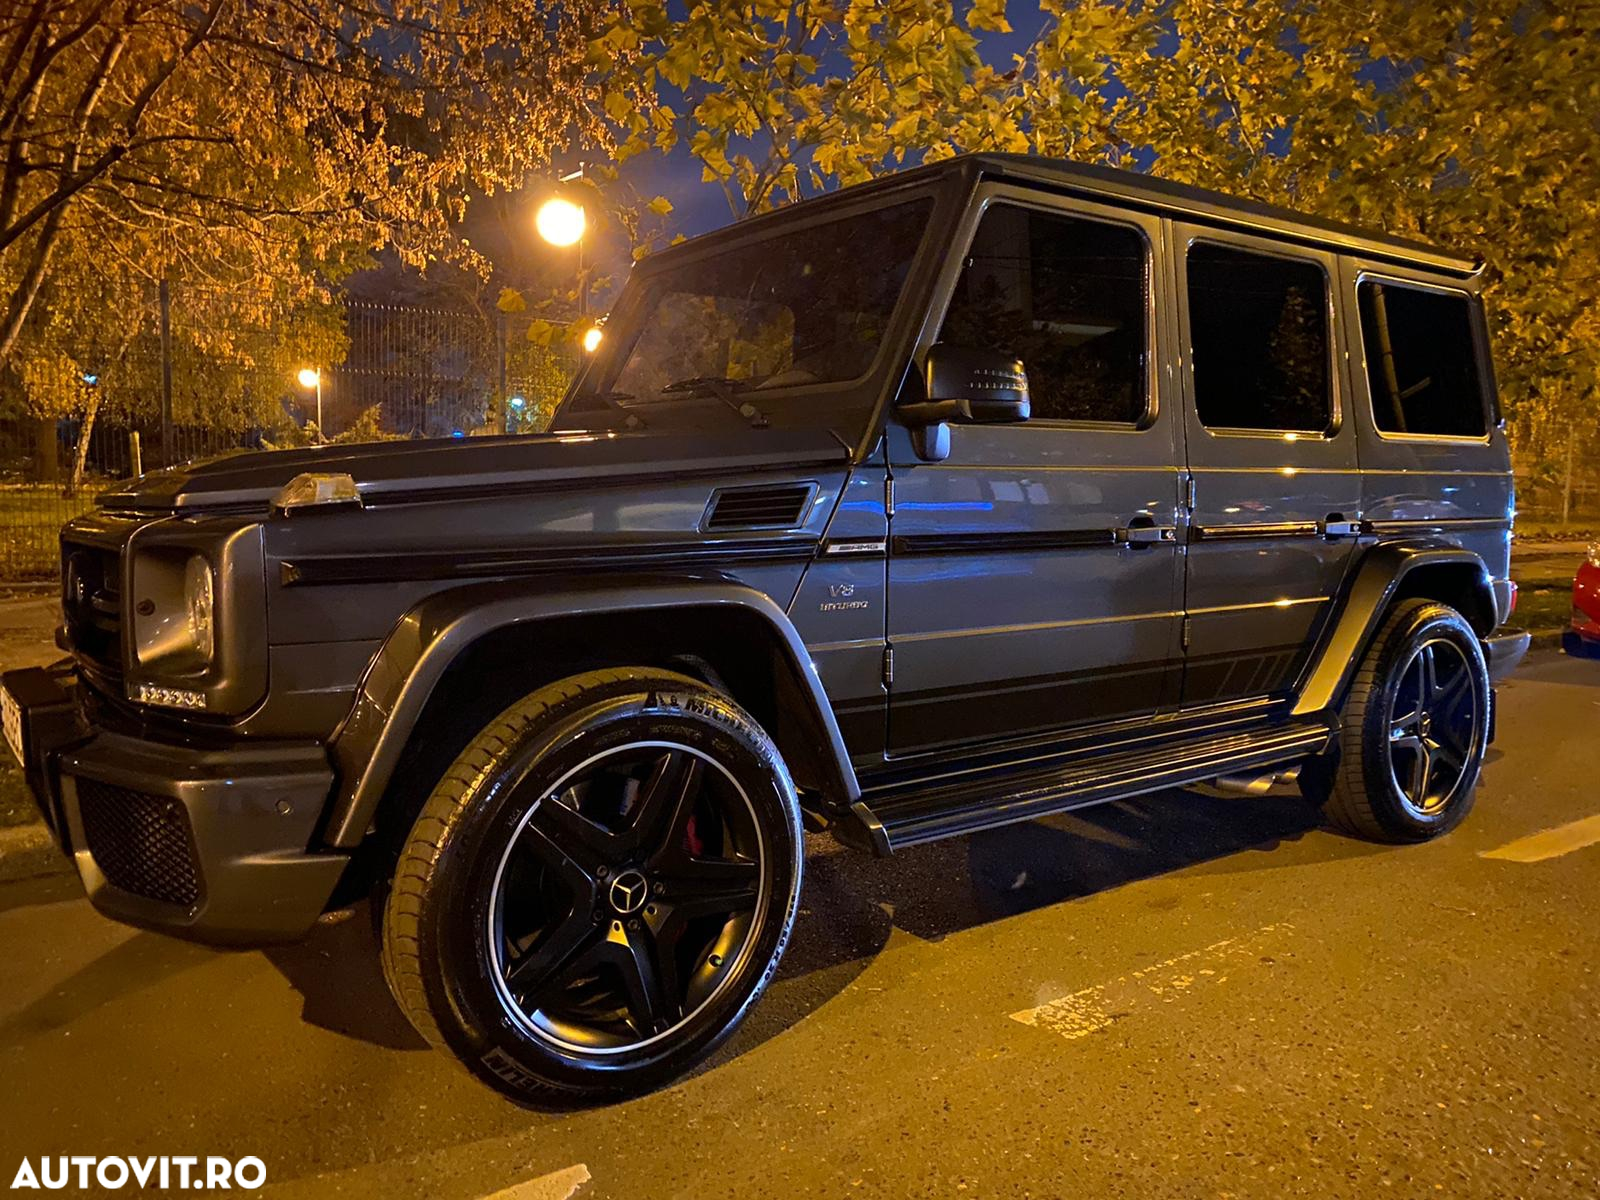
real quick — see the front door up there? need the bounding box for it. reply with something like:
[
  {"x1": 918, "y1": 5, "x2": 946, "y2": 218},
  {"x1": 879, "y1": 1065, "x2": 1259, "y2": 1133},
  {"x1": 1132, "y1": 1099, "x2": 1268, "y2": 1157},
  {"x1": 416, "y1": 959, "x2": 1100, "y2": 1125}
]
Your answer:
[
  {"x1": 885, "y1": 188, "x2": 1185, "y2": 758},
  {"x1": 1172, "y1": 225, "x2": 1363, "y2": 707}
]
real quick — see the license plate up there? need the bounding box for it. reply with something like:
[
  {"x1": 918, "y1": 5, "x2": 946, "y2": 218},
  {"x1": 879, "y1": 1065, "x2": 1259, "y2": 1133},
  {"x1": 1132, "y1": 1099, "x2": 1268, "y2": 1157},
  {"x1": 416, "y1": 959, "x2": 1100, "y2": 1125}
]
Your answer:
[{"x1": 1, "y1": 685, "x2": 23, "y2": 767}]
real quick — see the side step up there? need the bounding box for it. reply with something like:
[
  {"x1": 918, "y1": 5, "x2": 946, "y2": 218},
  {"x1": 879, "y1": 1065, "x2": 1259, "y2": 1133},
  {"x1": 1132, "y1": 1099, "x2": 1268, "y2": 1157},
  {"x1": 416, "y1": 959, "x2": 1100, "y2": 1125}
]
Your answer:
[{"x1": 846, "y1": 719, "x2": 1333, "y2": 855}]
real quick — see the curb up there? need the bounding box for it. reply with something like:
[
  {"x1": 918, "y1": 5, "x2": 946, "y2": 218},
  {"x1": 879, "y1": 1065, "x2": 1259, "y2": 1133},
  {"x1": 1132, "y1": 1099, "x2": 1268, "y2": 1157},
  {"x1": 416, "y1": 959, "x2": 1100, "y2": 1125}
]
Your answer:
[{"x1": 0, "y1": 822, "x2": 72, "y2": 884}]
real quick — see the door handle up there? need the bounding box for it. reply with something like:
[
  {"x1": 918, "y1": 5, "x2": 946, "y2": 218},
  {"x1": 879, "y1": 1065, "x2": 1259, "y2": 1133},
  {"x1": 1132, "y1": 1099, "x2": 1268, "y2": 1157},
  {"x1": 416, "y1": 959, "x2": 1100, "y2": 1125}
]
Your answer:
[
  {"x1": 1117, "y1": 523, "x2": 1177, "y2": 546},
  {"x1": 1319, "y1": 516, "x2": 1362, "y2": 539}
]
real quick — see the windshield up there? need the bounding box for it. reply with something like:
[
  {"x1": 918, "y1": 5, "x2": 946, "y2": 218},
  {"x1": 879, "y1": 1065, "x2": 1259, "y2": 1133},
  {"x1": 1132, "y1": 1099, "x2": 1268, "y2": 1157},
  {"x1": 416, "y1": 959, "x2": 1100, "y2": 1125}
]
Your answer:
[{"x1": 554, "y1": 196, "x2": 934, "y2": 439}]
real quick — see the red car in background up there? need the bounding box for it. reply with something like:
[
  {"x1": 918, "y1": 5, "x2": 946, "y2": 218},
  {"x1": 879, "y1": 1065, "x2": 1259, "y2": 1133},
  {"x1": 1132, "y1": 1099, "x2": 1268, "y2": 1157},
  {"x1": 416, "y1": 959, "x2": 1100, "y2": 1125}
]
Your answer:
[{"x1": 1565, "y1": 544, "x2": 1600, "y2": 658}]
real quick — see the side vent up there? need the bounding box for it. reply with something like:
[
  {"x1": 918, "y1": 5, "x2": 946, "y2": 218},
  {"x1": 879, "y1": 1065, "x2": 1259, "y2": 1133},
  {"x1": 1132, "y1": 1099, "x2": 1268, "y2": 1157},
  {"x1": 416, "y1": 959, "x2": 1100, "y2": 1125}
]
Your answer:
[{"x1": 703, "y1": 483, "x2": 815, "y2": 531}]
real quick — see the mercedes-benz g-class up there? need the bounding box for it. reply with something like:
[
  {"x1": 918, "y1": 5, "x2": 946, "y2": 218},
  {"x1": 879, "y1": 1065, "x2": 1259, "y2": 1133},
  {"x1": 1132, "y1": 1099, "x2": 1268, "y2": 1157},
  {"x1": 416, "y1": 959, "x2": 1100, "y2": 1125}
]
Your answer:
[{"x1": 2, "y1": 154, "x2": 1529, "y2": 1103}]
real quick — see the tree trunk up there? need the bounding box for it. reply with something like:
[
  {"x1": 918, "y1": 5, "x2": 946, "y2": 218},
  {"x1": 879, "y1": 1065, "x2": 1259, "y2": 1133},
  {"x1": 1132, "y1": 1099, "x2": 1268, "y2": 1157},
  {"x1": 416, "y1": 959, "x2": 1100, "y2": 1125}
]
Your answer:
[
  {"x1": 28, "y1": 414, "x2": 58, "y2": 483},
  {"x1": 65, "y1": 386, "x2": 101, "y2": 497},
  {"x1": 1561, "y1": 432, "x2": 1575, "y2": 526}
]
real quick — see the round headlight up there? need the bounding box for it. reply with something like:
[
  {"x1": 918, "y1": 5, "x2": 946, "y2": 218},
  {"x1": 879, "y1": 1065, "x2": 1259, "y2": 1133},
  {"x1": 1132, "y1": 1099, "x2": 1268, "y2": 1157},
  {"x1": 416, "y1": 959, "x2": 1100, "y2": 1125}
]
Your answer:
[{"x1": 184, "y1": 555, "x2": 214, "y2": 662}]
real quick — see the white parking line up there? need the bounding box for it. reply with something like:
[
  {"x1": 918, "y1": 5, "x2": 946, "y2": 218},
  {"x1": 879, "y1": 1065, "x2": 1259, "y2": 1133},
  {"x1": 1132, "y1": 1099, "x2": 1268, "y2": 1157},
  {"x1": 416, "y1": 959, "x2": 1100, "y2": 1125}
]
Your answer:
[
  {"x1": 1480, "y1": 814, "x2": 1600, "y2": 863},
  {"x1": 478, "y1": 1164, "x2": 591, "y2": 1200},
  {"x1": 1010, "y1": 922, "x2": 1294, "y2": 1040}
]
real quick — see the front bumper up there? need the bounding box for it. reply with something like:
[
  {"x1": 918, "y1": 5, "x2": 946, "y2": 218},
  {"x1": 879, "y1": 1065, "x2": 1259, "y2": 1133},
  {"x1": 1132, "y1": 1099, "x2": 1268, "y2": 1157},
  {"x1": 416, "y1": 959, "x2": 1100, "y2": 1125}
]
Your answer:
[{"x1": 2, "y1": 665, "x2": 348, "y2": 946}]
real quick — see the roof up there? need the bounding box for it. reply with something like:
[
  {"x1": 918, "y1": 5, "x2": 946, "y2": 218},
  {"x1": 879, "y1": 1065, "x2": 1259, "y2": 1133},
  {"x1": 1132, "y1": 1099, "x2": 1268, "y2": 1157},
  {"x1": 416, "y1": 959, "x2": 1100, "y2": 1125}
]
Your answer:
[
  {"x1": 666, "y1": 152, "x2": 1479, "y2": 279},
  {"x1": 968, "y1": 153, "x2": 1477, "y2": 276}
]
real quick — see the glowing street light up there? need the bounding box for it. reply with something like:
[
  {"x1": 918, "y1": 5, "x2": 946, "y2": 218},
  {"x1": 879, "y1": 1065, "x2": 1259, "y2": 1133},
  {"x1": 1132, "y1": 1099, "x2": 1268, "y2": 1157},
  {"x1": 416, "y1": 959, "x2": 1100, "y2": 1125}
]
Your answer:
[
  {"x1": 582, "y1": 325, "x2": 603, "y2": 353},
  {"x1": 296, "y1": 366, "x2": 323, "y2": 435},
  {"x1": 535, "y1": 197, "x2": 586, "y2": 247}
]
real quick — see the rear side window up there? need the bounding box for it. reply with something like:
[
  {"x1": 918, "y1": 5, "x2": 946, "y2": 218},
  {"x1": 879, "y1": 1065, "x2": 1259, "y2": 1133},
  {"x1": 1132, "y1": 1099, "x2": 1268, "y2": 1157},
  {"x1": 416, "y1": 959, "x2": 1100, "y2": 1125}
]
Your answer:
[
  {"x1": 1187, "y1": 243, "x2": 1331, "y2": 433},
  {"x1": 1357, "y1": 281, "x2": 1488, "y2": 438},
  {"x1": 939, "y1": 205, "x2": 1148, "y2": 424}
]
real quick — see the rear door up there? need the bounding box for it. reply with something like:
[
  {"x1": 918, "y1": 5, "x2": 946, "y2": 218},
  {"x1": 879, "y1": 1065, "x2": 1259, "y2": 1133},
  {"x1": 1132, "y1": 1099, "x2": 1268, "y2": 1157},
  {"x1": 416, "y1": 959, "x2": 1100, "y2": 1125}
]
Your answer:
[
  {"x1": 883, "y1": 187, "x2": 1185, "y2": 758},
  {"x1": 1172, "y1": 225, "x2": 1363, "y2": 708}
]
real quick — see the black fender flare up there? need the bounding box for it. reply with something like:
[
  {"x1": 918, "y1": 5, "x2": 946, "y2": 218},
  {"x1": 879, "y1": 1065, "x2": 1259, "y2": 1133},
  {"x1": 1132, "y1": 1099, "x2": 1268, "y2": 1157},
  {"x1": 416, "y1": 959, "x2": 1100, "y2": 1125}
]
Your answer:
[
  {"x1": 321, "y1": 577, "x2": 859, "y2": 848},
  {"x1": 1292, "y1": 539, "x2": 1494, "y2": 719}
]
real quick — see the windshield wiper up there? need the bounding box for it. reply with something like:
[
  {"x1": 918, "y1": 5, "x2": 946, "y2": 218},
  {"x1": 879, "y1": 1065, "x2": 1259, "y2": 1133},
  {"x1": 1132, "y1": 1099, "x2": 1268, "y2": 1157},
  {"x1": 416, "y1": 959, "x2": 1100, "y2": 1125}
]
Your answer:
[{"x1": 659, "y1": 376, "x2": 770, "y2": 429}]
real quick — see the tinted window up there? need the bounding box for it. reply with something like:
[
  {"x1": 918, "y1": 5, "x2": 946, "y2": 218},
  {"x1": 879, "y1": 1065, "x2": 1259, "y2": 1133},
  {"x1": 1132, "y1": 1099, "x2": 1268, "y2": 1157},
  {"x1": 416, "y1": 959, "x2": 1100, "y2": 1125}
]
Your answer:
[
  {"x1": 558, "y1": 198, "x2": 932, "y2": 438},
  {"x1": 939, "y1": 206, "x2": 1147, "y2": 424},
  {"x1": 1187, "y1": 244, "x2": 1330, "y2": 432},
  {"x1": 604, "y1": 199, "x2": 931, "y2": 402},
  {"x1": 1358, "y1": 281, "x2": 1487, "y2": 437}
]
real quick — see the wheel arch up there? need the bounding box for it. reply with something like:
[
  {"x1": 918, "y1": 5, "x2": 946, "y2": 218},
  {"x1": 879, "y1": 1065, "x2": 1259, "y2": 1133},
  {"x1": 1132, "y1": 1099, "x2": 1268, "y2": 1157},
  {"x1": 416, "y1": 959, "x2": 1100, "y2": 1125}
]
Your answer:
[
  {"x1": 1293, "y1": 540, "x2": 1496, "y2": 718},
  {"x1": 321, "y1": 578, "x2": 859, "y2": 852}
]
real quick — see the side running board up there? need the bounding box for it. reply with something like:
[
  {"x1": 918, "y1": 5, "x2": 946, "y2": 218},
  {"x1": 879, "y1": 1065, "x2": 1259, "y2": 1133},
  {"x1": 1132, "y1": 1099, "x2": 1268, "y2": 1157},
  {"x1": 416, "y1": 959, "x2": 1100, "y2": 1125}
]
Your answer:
[{"x1": 842, "y1": 719, "x2": 1333, "y2": 856}]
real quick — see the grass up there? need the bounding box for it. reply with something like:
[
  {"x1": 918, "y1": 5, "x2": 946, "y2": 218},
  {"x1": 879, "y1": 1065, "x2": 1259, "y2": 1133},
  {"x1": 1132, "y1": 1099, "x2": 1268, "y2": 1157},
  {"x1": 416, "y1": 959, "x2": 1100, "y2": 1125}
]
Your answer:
[
  {"x1": 1516, "y1": 585, "x2": 1574, "y2": 633},
  {"x1": 1514, "y1": 518, "x2": 1600, "y2": 542},
  {"x1": 0, "y1": 482, "x2": 102, "y2": 580}
]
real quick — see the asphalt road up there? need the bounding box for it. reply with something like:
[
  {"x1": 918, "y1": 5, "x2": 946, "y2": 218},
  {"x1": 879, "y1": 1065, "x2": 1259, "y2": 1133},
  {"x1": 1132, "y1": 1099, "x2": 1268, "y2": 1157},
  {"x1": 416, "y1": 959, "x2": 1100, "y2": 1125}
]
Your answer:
[{"x1": 2, "y1": 648, "x2": 1598, "y2": 1199}]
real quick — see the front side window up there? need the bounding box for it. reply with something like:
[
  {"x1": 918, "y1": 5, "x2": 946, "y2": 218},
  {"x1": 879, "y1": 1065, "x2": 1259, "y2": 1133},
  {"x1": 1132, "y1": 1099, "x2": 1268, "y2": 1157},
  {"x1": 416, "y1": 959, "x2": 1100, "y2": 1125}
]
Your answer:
[
  {"x1": 558, "y1": 198, "x2": 933, "y2": 437},
  {"x1": 1358, "y1": 280, "x2": 1488, "y2": 438},
  {"x1": 1187, "y1": 243, "x2": 1331, "y2": 433},
  {"x1": 938, "y1": 205, "x2": 1148, "y2": 424}
]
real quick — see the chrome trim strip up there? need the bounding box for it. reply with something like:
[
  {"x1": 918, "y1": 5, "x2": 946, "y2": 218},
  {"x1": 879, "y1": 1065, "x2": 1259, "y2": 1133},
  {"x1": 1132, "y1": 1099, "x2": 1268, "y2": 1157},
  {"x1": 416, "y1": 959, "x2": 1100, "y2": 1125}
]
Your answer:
[
  {"x1": 1187, "y1": 596, "x2": 1328, "y2": 616},
  {"x1": 1193, "y1": 521, "x2": 1320, "y2": 541}
]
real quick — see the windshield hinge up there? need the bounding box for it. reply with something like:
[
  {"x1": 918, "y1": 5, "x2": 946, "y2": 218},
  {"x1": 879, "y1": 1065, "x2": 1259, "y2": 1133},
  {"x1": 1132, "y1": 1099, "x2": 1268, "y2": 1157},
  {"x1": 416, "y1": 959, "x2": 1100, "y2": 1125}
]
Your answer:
[{"x1": 882, "y1": 645, "x2": 894, "y2": 688}]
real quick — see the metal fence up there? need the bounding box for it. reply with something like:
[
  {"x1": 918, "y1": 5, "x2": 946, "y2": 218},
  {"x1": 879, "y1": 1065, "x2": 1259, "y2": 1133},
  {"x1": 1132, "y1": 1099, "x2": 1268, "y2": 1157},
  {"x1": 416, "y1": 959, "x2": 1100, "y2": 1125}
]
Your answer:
[{"x1": 0, "y1": 286, "x2": 579, "y2": 579}]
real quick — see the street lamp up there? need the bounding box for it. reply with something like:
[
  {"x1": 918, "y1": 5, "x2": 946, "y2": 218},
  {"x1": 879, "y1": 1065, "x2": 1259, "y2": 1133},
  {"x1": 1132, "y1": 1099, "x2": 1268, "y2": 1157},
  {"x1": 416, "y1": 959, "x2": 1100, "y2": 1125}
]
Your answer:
[
  {"x1": 582, "y1": 325, "x2": 603, "y2": 354},
  {"x1": 296, "y1": 366, "x2": 322, "y2": 434},
  {"x1": 536, "y1": 166, "x2": 592, "y2": 321}
]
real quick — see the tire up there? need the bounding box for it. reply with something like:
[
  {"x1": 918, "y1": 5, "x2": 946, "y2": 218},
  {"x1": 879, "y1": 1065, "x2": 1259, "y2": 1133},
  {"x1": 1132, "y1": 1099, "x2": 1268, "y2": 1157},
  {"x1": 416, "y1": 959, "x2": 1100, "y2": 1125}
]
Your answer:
[
  {"x1": 380, "y1": 667, "x2": 804, "y2": 1104},
  {"x1": 1303, "y1": 599, "x2": 1490, "y2": 843}
]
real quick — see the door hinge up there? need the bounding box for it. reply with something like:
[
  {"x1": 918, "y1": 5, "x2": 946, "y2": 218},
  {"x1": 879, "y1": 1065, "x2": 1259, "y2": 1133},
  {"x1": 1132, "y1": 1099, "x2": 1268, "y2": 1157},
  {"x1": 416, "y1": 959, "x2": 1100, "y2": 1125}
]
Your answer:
[
  {"x1": 1183, "y1": 471, "x2": 1197, "y2": 513},
  {"x1": 1181, "y1": 616, "x2": 1193, "y2": 651},
  {"x1": 884, "y1": 474, "x2": 896, "y2": 519},
  {"x1": 882, "y1": 645, "x2": 894, "y2": 687}
]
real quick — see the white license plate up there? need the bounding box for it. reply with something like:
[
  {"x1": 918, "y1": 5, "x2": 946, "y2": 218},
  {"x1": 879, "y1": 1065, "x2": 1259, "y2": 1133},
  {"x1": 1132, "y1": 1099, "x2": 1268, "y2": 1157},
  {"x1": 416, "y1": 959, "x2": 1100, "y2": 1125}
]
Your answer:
[{"x1": 1, "y1": 685, "x2": 23, "y2": 767}]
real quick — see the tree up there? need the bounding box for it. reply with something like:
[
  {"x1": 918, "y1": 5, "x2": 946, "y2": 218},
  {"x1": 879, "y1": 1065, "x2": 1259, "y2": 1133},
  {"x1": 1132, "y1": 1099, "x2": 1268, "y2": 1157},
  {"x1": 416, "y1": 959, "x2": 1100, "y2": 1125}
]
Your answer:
[
  {"x1": 592, "y1": 0, "x2": 1057, "y2": 218},
  {"x1": 0, "y1": 1, "x2": 611, "y2": 357},
  {"x1": 1020, "y1": 0, "x2": 1600, "y2": 506},
  {"x1": 591, "y1": 0, "x2": 1598, "y2": 513}
]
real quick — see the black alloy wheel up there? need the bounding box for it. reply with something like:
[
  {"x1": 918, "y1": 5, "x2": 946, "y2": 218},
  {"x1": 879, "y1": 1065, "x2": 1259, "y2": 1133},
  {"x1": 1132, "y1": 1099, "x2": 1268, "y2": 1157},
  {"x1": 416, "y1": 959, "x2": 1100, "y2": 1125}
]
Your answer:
[
  {"x1": 382, "y1": 668, "x2": 803, "y2": 1103},
  {"x1": 487, "y1": 740, "x2": 767, "y2": 1053},
  {"x1": 1384, "y1": 637, "x2": 1480, "y2": 819},
  {"x1": 1305, "y1": 598, "x2": 1490, "y2": 843}
]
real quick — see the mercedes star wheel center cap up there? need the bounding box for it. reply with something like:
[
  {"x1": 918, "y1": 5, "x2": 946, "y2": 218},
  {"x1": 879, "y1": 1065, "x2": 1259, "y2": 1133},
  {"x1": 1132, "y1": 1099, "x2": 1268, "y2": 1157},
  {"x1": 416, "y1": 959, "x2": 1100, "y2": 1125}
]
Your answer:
[{"x1": 609, "y1": 869, "x2": 649, "y2": 914}]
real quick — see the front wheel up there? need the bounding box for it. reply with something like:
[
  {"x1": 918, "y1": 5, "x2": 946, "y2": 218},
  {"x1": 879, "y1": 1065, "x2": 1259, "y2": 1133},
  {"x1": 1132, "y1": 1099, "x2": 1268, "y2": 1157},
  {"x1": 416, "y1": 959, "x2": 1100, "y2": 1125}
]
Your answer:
[
  {"x1": 1304, "y1": 599, "x2": 1490, "y2": 843},
  {"x1": 381, "y1": 668, "x2": 803, "y2": 1103}
]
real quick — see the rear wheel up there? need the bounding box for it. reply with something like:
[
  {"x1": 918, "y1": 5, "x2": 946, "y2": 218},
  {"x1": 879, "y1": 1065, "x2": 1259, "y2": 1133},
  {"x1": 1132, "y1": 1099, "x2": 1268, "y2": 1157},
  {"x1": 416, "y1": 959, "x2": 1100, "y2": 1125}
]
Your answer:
[
  {"x1": 381, "y1": 668, "x2": 803, "y2": 1103},
  {"x1": 1305, "y1": 599, "x2": 1490, "y2": 843}
]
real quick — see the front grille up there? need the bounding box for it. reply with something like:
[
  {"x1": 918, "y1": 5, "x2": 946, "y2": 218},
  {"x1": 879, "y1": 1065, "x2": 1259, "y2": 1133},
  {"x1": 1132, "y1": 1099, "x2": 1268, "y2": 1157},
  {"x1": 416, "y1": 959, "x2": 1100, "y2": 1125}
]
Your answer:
[
  {"x1": 61, "y1": 540, "x2": 123, "y2": 683},
  {"x1": 75, "y1": 777, "x2": 202, "y2": 908}
]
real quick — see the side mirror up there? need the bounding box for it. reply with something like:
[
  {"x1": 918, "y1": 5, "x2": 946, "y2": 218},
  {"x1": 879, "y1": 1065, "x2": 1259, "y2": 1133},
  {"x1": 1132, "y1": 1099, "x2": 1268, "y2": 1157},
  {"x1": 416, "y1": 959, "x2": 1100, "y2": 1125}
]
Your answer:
[{"x1": 897, "y1": 344, "x2": 1030, "y2": 461}]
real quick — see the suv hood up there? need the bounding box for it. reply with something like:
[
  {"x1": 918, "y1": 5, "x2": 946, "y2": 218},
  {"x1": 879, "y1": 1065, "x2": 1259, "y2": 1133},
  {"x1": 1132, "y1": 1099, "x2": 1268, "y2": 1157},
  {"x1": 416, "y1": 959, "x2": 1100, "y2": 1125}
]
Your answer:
[{"x1": 96, "y1": 429, "x2": 851, "y2": 513}]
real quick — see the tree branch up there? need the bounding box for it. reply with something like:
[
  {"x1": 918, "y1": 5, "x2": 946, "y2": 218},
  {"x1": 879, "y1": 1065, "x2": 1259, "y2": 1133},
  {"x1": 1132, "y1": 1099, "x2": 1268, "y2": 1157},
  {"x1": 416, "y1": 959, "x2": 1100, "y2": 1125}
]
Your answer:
[{"x1": 0, "y1": 0, "x2": 227, "y2": 256}]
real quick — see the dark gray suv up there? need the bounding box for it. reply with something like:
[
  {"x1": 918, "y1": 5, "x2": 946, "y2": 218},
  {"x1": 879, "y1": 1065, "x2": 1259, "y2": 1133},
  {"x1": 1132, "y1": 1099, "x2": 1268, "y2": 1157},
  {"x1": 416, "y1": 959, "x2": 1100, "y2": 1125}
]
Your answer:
[{"x1": 2, "y1": 154, "x2": 1529, "y2": 1103}]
